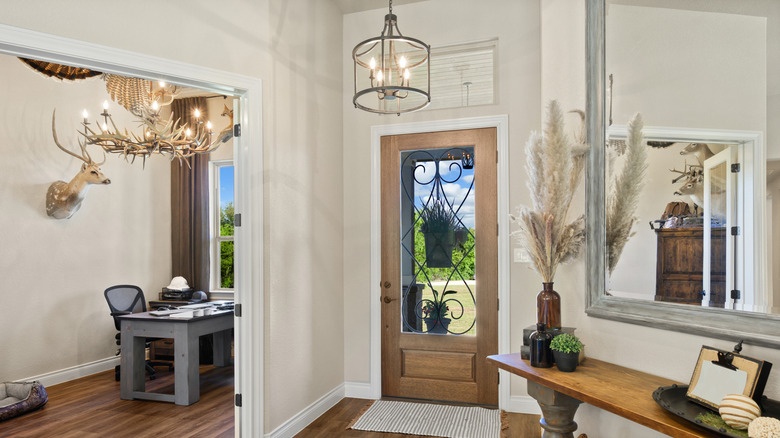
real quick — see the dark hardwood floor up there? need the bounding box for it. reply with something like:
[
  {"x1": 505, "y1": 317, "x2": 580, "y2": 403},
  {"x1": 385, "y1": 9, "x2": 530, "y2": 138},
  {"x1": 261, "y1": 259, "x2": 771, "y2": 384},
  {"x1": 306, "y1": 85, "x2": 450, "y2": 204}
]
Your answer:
[
  {"x1": 0, "y1": 366, "x2": 234, "y2": 438},
  {"x1": 294, "y1": 398, "x2": 541, "y2": 438}
]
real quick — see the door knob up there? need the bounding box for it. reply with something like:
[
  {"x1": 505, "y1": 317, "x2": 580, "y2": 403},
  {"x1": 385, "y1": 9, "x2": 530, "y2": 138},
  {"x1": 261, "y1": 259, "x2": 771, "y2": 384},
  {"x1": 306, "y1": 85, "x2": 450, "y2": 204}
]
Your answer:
[
  {"x1": 383, "y1": 296, "x2": 395, "y2": 303},
  {"x1": 383, "y1": 281, "x2": 391, "y2": 288}
]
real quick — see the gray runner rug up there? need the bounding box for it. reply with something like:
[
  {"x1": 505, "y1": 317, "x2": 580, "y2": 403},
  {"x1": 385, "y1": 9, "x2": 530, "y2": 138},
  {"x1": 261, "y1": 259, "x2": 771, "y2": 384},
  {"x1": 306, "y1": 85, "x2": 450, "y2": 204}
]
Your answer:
[{"x1": 349, "y1": 400, "x2": 500, "y2": 438}]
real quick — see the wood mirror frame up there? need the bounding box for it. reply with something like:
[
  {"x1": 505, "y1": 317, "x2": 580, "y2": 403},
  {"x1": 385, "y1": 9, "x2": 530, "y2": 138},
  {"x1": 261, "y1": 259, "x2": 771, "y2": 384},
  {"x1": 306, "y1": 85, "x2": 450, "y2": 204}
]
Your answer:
[{"x1": 584, "y1": 0, "x2": 780, "y2": 349}]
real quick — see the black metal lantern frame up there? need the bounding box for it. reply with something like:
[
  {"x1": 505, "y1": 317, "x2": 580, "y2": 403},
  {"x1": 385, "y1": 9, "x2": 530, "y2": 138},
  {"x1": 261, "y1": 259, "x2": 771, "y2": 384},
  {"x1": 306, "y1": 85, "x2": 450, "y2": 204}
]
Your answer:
[{"x1": 352, "y1": 1, "x2": 430, "y2": 115}]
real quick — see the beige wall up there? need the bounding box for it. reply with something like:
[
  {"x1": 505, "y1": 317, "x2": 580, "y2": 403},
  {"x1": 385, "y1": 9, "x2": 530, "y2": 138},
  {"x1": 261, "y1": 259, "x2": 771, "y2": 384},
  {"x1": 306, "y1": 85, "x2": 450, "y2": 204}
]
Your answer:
[
  {"x1": 0, "y1": 0, "x2": 345, "y2": 434},
  {"x1": 0, "y1": 54, "x2": 172, "y2": 380}
]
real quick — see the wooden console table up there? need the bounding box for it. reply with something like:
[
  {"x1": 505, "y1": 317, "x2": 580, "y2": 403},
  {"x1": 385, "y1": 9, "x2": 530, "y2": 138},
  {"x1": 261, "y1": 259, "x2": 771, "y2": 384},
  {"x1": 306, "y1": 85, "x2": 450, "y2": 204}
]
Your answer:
[{"x1": 487, "y1": 354, "x2": 720, "y2": 438}]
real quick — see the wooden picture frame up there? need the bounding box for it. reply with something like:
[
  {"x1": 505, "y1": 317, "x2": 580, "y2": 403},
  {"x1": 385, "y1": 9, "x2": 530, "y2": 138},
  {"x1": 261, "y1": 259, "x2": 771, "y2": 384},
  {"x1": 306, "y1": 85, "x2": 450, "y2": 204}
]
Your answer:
[{"x1": 686, "y1": 345, "x2": 772, "y2": 411}]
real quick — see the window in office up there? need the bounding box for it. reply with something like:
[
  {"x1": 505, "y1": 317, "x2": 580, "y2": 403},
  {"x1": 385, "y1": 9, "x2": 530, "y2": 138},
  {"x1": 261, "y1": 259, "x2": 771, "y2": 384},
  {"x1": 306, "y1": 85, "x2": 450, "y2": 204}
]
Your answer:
[{"x1": 211, "y1": 161, "x2": 234, "y2": 292}]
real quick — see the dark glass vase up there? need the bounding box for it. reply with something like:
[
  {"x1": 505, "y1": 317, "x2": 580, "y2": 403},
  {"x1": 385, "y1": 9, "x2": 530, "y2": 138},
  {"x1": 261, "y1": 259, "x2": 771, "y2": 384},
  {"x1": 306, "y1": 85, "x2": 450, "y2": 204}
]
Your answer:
[
  {"x1": 537, "y1": 282, "x2": 561, "y2": 331},
  {"x1": 529, "y1": 323, "x2": 553, "y2": 368}
]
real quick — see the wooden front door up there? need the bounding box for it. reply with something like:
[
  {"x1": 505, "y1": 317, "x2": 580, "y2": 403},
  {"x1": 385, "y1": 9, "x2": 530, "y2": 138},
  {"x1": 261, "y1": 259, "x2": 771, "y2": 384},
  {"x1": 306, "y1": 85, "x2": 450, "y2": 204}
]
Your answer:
[{"x1": 380, "y1": 128, "x2": 498, "y2": 405}]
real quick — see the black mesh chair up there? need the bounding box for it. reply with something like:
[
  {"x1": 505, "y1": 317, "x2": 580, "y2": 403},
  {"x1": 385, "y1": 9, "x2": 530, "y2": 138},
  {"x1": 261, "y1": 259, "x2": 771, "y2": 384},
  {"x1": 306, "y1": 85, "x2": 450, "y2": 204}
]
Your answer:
[{"x1": 104, "y1": 285, "x2": 173, "y2": 381}]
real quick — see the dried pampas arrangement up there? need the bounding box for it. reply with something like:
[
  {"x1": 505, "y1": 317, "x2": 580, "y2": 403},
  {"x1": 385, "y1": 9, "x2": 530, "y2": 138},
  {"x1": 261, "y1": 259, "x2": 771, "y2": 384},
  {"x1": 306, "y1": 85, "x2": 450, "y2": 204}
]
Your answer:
[
  {"x1": 606, "y1": 113, "x2": 647, "y2": 274},
  {"x1": 510, "y1": 100, "x2": 587, "y2": 282}
]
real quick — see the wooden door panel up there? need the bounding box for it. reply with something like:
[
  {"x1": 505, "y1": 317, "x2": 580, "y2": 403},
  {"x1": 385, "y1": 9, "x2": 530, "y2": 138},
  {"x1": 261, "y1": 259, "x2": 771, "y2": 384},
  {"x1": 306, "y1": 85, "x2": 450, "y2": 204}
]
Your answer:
[
  {"x1": 402, "y1": 350, "x2": 476, "y2": 381},
  {"x1": 381, "y1": 128, "x2": 498, "y2": 406}
]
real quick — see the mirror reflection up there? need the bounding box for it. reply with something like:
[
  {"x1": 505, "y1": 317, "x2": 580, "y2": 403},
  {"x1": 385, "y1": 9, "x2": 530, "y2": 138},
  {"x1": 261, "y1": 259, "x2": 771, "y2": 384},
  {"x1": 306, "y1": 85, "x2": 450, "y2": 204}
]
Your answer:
[{"x1": 604, "y1": 1, "x2": 778, "y2": 314}]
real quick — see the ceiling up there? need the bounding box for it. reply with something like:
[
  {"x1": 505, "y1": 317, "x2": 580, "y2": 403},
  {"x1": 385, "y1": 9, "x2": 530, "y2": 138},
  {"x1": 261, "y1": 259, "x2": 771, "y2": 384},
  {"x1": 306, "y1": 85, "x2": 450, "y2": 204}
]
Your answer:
[{"x1": 334, "y1": 0, "x2": 428, "y2": 14}]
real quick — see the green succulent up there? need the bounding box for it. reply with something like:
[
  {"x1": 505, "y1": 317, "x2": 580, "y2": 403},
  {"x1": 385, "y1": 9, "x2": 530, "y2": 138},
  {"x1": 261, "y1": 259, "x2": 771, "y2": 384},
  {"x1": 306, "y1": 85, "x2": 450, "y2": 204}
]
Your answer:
[{"x1": 550, "y1": 333, "x2": 583, "y2": 354}]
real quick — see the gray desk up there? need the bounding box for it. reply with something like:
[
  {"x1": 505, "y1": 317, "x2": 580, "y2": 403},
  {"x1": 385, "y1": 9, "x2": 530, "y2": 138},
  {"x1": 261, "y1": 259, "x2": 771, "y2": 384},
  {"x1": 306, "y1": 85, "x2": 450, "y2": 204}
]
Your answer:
[{"x1": 118, "y1": 310, "x2": 233, "y2": 405}]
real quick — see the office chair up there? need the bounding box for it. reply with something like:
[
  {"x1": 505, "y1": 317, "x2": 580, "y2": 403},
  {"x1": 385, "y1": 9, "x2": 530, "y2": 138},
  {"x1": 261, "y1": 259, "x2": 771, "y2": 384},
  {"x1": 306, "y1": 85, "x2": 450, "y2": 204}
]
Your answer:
[{"x1": 104, "y1": 285, "x2": 173, "y2": 381}]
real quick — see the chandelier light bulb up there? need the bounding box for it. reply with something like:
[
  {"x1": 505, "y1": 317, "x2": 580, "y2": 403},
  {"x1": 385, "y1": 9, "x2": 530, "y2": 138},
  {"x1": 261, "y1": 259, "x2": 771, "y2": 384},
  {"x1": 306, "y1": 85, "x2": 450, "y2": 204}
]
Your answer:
[
  {"x1": 103, "y1": 100, "x2": 109, "y2": 110},
  {"x1": 207, "y1": 121, "x2": 213, "y2": 131},
  {"x1": 194, "y1": 108, "x2": 201, "y2": 119},
  {"x1": 82, "y1": 109, "x2": 88, "y2": 119},
  {"x1": 151, "y1": 101, "x2": 160, "y2": 111},
  {"x1": 369, "y1": 57, "x2": 376, "y2": 70},
  {"x1": 102, "y1": 122, "x2": 108, "y2": 131},
  {"x1": 159, "y1": 81, "x2": 166, "y2": 87},
  {"x1": 404, "y1": 69, "x2": 410, "y2": 80},
  {"x1": 399, "y1": 56, "x2": 407, "y2": 69},
  {"x1": 186, "y1": 128, "x2": 192, "y2": 137},
  {"x1": 376, "y1": 70, "x2": 384, "y2": 85}
]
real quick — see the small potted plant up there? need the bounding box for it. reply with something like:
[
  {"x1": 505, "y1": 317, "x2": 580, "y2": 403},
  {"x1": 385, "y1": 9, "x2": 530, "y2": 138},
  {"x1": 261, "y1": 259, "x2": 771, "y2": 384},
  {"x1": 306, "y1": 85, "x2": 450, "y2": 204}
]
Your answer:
[
  {"x1": 419, "y1": 199, "x2": 459, "y2": 267},
  {"x1": 550, "y1": 333, "x2": 583, "y2": 372},
  {"x1": 421, "y1": 289, "x2": 455, "y2": 334}
]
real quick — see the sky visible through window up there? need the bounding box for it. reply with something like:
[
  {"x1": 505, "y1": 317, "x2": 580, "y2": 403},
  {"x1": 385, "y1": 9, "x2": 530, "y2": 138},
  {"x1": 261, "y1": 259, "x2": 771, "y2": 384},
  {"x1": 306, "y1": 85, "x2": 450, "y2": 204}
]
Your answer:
[
  {"x1": 413, "y1": 160, "x2": 475, "y2": 229},
  {"x1": 220, "y1": 166, "x2": 234, "y2": 208}
]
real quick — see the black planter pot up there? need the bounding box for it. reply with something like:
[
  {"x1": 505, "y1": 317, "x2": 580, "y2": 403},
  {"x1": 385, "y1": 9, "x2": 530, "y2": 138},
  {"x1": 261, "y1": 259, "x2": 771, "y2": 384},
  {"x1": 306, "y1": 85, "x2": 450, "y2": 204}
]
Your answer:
[
  {"x1": 552, "y1": 350, "x2": 579, "y2": 372},
  {"x1": 424, "y1": 317, "x2": 451, "y2": 334}
]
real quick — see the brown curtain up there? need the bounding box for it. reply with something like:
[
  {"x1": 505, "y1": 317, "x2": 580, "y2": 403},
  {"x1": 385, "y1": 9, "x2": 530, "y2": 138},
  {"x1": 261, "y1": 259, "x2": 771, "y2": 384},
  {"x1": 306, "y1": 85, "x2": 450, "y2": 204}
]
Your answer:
[{"x1": 170, "y1": 97, "x2": 210, "y2": 295}]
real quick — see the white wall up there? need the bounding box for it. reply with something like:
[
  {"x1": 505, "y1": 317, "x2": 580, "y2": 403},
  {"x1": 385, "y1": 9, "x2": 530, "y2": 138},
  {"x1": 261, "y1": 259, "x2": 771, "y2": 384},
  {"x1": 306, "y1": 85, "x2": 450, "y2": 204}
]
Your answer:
[
  {"x1": 0, "y1": 1, "x2": 345, "y2": 435},
  {"x1": 0, "y1": 54, "x2": 171, "y2": 380}
]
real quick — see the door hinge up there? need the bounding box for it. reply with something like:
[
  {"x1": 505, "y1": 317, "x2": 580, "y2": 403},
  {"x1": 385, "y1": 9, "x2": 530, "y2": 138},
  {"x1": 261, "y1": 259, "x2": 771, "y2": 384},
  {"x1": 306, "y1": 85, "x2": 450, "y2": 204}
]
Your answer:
[
  {"x1": 731, "y1": 290, "x2": 741, "y2": 300},
  {"x1": 235, "y1": 393, "x2": 242, "y2": 407},
  {"x1": 234, "y1": 303, "x2": 243, "y2": 317},
  {"x1": 233, "y1": 124, "x2": 242, "y2": 137},
  {"x1": 731, "y1": 226, "x2": 740, "y2": 236},
  {"x1": 497, "y1": 373, "x2": 500, "y2": 384},
  {"x1": 234, "y1": 213, "x2": 242, "y2": 227},
  {"x1": 497, "y1": 298, "x2": 500, "y2": 311},
  {"x1": 731, "y1": 163, "x2": 741, "y2": 173}
]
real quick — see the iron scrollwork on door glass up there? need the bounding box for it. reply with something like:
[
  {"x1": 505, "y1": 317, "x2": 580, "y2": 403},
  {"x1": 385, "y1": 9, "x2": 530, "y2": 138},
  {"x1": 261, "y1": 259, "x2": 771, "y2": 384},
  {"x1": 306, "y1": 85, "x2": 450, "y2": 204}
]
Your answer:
[{"x1": 400, "y1": 147, "x2": 476, "y2": 335}]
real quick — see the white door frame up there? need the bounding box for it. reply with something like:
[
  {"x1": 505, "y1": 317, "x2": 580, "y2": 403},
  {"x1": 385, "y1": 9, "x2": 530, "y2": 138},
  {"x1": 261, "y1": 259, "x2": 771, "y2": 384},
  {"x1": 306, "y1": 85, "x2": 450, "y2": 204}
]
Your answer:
[
  {"x1": 0, "y1": 23, "x2": 264, "y2": 437},
  {"x1": 369, "y1": 115, "x2": 511, "y2": 408}
]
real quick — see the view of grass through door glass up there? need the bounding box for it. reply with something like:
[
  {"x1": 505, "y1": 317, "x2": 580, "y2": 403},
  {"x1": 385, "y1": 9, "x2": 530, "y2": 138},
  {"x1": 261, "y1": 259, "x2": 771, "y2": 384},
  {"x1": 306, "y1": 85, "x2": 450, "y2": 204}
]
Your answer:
[{"x1": 400, "y1": 148, "x2": 476, "y2": 335}]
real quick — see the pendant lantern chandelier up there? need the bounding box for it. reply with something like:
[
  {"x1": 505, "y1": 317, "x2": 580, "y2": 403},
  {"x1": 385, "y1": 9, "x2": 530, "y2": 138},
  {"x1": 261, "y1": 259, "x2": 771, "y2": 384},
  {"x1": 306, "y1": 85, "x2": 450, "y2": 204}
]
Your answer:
[{"x1": 352, "y1": 0, "x2": 431, "y2": 115}]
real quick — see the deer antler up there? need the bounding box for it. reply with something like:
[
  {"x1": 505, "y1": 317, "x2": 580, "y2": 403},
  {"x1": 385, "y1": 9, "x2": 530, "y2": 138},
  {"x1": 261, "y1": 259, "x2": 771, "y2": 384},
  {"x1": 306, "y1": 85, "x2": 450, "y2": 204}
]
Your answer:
[{"x1": 52, "y1": 109, "x2": 90, "y2": 164}]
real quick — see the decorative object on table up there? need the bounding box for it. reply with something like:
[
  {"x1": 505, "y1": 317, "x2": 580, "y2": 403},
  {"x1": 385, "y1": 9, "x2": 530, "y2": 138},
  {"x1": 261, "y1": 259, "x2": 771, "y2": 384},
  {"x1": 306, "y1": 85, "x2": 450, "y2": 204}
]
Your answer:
[
  {"x1": 421, "y1": 289, "x2": 454, "y2": 334},
  {"x1": 46, "y1": 111, "x2": 111, "y2": 219},
  {"x1": 654, "y1": 384, "x2": 780, "y2": 438},
  {"x1": 748, "y1": 417, "x2": 780, "y2": 438},
  {"x1": 520, "y1": 324, "x2": 577, "y2": 360},
  {"x1": 419, "y1": 199, "x2": 458, "y2": 268},
  {"x1": 351, "y1": 0, "x2": 431, "y2": 115},
  {"x1": 605, "y1": 113, "x2": 648, "y2": 274},
  {"x1": 529, "y1": 323, "x2": 554, "y2": 368},
  {"x1": 510, "y1": 100, "x2": 587, "y2": 331},
  {"x1": 549, "y1": 333, "x2": 583, "y2": 372},
  {"x1": 0, "y1": 381, "x2": 48, "y2": 422},
  {"x1": 686, "y1": 343, "x2": 772, "y2": 411},
  {"x1": 719, "y1": 393, "x2": 761, "y2": 430}
]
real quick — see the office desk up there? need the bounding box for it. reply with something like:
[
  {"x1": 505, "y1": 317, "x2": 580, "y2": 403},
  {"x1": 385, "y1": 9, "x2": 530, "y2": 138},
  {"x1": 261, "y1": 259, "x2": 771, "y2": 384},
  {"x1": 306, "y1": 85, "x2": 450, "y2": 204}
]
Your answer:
[{"x1": 118, "y1": 310, "x2": 233, "y2": 406}]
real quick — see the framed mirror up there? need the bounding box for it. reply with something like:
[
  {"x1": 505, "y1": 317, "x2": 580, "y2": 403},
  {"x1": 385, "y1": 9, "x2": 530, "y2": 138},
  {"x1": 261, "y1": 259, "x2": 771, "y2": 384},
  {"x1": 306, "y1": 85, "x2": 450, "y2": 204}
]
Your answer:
[{"x1": 585, "y1": 0, "x2": 780, "y2": 348}]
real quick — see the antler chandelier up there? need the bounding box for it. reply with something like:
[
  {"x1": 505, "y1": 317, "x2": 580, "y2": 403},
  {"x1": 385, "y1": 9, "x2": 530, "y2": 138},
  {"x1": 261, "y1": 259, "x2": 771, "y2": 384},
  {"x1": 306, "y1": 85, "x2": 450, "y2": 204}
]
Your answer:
[
  {"x1": 352, "y1": 0, "x2": 431, "y2": 115},
  {"x1": 73, "y1": 76, "x2": 221, "y2": 166}
]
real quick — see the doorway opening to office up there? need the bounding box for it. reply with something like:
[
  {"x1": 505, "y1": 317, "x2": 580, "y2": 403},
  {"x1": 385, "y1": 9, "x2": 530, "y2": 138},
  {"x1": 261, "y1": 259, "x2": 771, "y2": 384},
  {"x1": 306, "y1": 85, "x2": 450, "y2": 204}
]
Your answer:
[{"x1": 0, "y1": 24, "x2": 264, "y2": 435}]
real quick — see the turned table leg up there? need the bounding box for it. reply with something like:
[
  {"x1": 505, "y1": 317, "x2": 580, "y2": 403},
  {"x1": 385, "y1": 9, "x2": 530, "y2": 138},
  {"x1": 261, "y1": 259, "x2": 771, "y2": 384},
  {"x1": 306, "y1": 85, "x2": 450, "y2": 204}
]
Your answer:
[{"x1": 527, "y1": 380, "x2": 583, "y2": 438}]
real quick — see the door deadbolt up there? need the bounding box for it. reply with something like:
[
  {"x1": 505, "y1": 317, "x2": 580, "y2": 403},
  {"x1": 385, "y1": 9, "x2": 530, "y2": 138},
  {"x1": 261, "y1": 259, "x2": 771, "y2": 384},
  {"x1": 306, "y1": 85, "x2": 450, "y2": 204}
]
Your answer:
[
  {"x1": 383, "y1": 296, "x2": 394, "y2": 303},
  {"x1": 383, "y1": 281, "x2": 391, "y2": 288}
]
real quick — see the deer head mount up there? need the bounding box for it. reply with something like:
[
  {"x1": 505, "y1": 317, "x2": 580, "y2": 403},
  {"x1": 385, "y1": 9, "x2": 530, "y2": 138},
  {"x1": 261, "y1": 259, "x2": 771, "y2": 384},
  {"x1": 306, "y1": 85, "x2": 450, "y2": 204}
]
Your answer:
[{"x1": 46, "y1": 110, "x2": 111, "y2": 219}]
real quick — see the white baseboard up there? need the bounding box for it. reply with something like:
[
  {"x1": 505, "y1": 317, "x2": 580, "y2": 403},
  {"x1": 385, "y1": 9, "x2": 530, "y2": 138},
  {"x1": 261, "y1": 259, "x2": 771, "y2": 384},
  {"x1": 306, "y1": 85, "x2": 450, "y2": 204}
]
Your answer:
[
  {"x1": 22, "y1": 356, "x2": 120, "y2": 387},
  {"x1": 266, "y1": 382, "x2": 346, "y2": 438},
  {"x1": 504, "y1": 395, "x2": 542, "y2": 415},
  {"x1": 344, "y1": 381, "x2": 374, "y2": 399}
]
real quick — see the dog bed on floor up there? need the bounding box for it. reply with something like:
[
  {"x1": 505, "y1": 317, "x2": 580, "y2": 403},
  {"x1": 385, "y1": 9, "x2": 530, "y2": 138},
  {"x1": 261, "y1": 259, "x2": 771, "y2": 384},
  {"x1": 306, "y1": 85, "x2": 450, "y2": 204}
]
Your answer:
[{"x1": 0, "y1": 381, "x2": 48, "y2": 422}]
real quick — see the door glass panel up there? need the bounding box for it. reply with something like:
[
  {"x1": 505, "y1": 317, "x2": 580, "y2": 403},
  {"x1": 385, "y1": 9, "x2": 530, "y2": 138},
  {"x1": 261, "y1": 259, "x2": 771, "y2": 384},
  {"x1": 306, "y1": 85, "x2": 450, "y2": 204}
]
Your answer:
[{"x1": 400, "y1": 147, "x2": 476, "y2": 335}]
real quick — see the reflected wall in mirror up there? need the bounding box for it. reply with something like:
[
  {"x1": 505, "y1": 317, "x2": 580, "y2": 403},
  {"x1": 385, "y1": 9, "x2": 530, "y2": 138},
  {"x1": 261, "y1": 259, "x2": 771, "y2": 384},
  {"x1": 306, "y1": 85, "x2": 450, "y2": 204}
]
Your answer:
[
  {"x1": 603, "y1": 0, "x2": 777, "y2": 315},
  {"x1": 585, "y1": 0, "x2": 780, "y2": 347}
]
